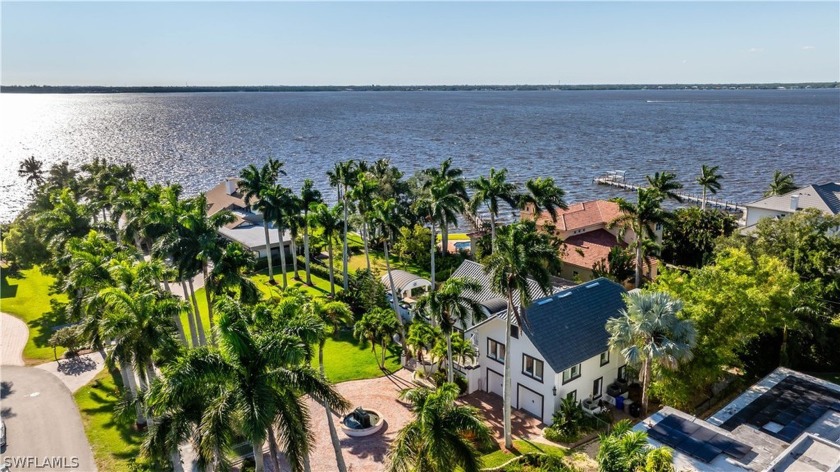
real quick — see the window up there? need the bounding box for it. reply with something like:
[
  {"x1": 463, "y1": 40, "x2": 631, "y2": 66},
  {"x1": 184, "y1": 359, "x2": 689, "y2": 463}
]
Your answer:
[
  {"x1": 617, "y1": 365, "x2": 627, "y2": 381},
  {"x1": 600, "y1": 351, "x2": 610, "y2": 367},
  {"x1": 510, "y1": 325, "x2": 519, "y2": 339},
  {"x1": 593, "y1": 377, "x2": 603, "y2": 399},
  {"x1": 522, "y1": 354, "x2": 544, "y2": 381},
  {"x1": 566, "y1": 390, "x2": 577, "y2": 402},
  {"x1": 487, "y1": 338, "x2": 505, "y2": 363},
  {"x1": 562, "y1": 364, "x2": 582, "y2": 384}
]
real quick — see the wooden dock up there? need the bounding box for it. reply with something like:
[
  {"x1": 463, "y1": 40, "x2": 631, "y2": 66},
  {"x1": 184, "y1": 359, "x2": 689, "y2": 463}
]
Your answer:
[{"x1": 593, "y1": 172, "x2": 745, "y2": 213}]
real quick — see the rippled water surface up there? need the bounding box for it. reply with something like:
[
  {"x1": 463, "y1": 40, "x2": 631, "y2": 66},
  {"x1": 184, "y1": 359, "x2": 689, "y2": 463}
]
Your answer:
[{"x1": 1, "y1": 90, "x2": 838, "y2": 222}]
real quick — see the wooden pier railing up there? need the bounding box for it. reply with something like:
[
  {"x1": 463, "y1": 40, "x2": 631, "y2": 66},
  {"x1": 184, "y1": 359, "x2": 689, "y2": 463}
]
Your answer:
[{"x1": 593, "y1": 173, "x2": 745, "y2": 213}]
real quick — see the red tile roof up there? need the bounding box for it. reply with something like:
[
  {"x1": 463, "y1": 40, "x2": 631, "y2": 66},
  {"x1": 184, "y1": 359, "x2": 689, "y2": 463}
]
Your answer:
[
  {"x1": 527, "y1": 200, "x2": 622, "y2": 232},
  {"x1": 561, "y1": 229, "x2": 623, "y2": 269}
]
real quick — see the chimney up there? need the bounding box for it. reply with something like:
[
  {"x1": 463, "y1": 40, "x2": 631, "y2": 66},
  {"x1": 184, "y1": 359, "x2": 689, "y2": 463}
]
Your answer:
[
  {"x1": 790, "y1": 194, "x2": 800, "y2": 211},
  {"x1": 224, "y1": 179, "x2": 236, "y2": 196}
]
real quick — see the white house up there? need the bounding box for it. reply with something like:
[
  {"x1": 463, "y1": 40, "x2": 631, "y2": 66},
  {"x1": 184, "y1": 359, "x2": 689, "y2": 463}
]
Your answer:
[
  {"x1": 742, "y1": 182, "x2": 840, "y2": 230},
  {"x1": 462, "y1": 277, "x2": 629, "y2": 425},
  {"x1": 204, "y1": 178, "x2": 292, "y2": 259}
]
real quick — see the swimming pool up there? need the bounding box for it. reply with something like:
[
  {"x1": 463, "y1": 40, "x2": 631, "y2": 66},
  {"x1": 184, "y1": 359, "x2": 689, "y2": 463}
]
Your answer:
[{"x1": 454, "y1": 241, "x2": 471, "y2": 252}]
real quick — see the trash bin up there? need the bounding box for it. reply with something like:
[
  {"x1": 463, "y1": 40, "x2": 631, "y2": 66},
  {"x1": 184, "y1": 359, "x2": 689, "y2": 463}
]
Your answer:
[
  {"x1": 615, "y1": 395, "x2": 625, "y2": 411},
  {"x1": 629, "y1": 403, "x2": 642, "y2": 418}
]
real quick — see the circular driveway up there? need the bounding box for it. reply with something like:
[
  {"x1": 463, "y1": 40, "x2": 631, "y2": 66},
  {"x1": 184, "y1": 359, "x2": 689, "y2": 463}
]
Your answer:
[{"x1": 0, "y1": 366, "x2": 96, "y2": 471}]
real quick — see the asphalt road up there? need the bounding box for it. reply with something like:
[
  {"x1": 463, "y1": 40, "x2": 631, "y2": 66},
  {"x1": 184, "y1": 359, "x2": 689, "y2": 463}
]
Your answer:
[{"x1": 0, "y1": 366, "x2": 96, "y2": 472}]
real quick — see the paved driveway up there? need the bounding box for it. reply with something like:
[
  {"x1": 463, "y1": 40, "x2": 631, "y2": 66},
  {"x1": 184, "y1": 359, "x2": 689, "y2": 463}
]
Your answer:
[
  {"x1": 0, "y1": 366, "x2": 96, "y2": 471},
  {"x1": 0, "y1": 313, "x2": 28, "y2": 366}
]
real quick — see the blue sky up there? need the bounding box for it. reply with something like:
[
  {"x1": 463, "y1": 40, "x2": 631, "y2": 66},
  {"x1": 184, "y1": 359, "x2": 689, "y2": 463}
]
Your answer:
[{"x1": 2, "y1": 2, "x2": 838, "y2": 85}]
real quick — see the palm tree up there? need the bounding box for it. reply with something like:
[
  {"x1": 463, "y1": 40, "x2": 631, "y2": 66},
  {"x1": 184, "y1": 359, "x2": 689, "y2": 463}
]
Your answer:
[
  {"x1": 422, "y1": 158, "x2": 468, "y2": 256},
  {"x1": 607, "y1": 188, "x2": 670, "y2": 288},
  {"x1": 299, "y1": 180, "x2": 323, "y2": 286},
  {"x1": 350, "y1": 174, "x2": 378, "y2": 271},
  {"x1": 354, "y1": 308, "x2": 401, "y2": 369},
  {"x1": 97, "y1": 286, "x2": 182, "y2": 426},
  {"x1": 415, "y1": 277, "x2": 484, "y2": 383},
  {"x1": 597, "y1": 420, "x2": 675, "y2": 472},
  {"x1": 469, "y1": 168, "x2": 519, "y2": 245},
  {"x1": 646, "y1": 171, "x2": 683, "y2": 202},
  {"x1": 286, "y1": 194, "x2": 304, "y2": 281},
  {"x1": 406, "y1": 320, "x2": 439, "y2": 374},
  {"x1": 371, "y1": 198, "x2": 407, "y2": 338},
  {"x1": 485, "y1": 221, "x2": 558, "y2": 448},
  {"x1": 387, "y1": 383, "x2": 493, "y2": 472},
  {"x1": 307, "y1": 298, "x2": 354, "y2": 472},
  {"x1": 18, "y1": 156, "x2": 45, "y2": 187},
  {"x1": 606, "y1": 291, "x2": 696, "y2": 415},
  {"x1": 520, "y1": 176, "x2": 568, "y2": 222},
  {"x1": 207, "y1": 242, "x2": 260, "y2": 304},
  {"x1": 329, "y1": 160, "x2": 358, "y2": 291},
  {"x1": 151, "y1": 297, "x2": 349, "y2": 472},
  {"x1": 262, "y1": 184, "x2": 294, "y2": 288},
  {"x1": 239, "y1": 159, "x2": 285, "y2": 283},
  {"x1": 696, "y1": 165, "x2": 723, "y2": 210},
  {"x1": 765, "y1": 170, "x2": 797, "y2": 197},
  {"x1": 37, "y1": 188, "x2": 92, "y2": 261},
  {"x1": 309, "y1": 203, "x2": 344, "y2": 296}
]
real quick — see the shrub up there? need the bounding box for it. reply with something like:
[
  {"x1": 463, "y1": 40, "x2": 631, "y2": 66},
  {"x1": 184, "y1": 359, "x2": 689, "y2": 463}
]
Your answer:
[{"x1": 48, "y1": 324, "x2": 85, "y2": 360}]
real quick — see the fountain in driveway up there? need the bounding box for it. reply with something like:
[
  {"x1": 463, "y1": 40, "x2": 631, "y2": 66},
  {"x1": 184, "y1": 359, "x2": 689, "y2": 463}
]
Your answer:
[{"x1": 340, "y1": 407, "x2": 384, "y2": 437}]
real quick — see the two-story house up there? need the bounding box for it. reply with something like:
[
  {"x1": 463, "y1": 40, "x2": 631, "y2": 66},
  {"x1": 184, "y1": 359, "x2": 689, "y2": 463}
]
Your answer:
[
  {"x1": 742, "y1": 182, "x2": 840, "y2": 231},
  {"x1": 462, "y1": 276, "x2": 629, "y2": 425},
  {"x1": 520, "y1": 200, "x2": 661, "y2": 282}
]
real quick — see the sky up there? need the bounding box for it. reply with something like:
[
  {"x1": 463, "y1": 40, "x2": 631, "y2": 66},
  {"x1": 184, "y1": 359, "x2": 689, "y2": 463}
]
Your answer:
[{"x1": 1, "y1": 1, "x2": 838, "y2": 86}]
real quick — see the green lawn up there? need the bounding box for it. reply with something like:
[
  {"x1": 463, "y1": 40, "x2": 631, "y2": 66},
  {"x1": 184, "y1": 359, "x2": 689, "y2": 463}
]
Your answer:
[
  {"x1": 479, "y1": 439, "x2": 567, "y2": 469},
  {"x1": 0, "y1": 266, "x2": 68, "y2": 363},
  {"x1": 74, "y1": 368, "x2": 146, "y2": 472},
  {"x1": 314, "y1": 329, "x2": 402, "y2": 383}
]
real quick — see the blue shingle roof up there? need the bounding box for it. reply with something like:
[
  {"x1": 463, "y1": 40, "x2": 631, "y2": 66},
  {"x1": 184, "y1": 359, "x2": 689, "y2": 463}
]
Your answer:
[{"x1": 519, "y1": 278, "x2": 627, "y2": 373}]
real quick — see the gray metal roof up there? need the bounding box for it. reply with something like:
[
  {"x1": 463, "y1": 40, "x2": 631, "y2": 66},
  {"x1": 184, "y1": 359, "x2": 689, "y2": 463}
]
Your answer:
[
  {"x1": 746, "y1": 182, "x2": 840, "y2": 215},
  {"x1": 380, "y1": 270, "x2": 430, "y2": 293},
  {"x1": 450, "y1": 260, "x2": 573, "y2": 308},
  {"x1": 519, "y1": 278, "x2": 627, "y2": 373},
  {"x1": 479, "y1": 297, "x2": 508, "y2": 315}
]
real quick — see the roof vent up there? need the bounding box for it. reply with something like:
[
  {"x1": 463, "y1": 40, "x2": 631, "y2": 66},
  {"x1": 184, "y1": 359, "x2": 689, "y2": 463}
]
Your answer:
[
  {"x1": 536, "y1": 298, "x2": 553, "y2": 305},
  {"x1": 790, "y1": 194, "x2": 800, "y2": 211},
  {"x1": 585, "y1": 282, "x2": 601, "y2": 289}
]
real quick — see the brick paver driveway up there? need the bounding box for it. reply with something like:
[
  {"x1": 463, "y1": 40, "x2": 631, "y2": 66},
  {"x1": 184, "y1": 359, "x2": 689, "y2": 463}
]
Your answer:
[
  {"x1": 304, "y1": 369, "x2": 416, "y2": 472},
  {"x1": 461, "y1": 390, "x2": 547, "y2": 445}
]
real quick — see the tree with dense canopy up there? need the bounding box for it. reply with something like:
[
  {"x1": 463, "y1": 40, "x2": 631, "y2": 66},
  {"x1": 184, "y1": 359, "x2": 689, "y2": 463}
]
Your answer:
[
  {"x1": 387, "y1": 383, "x2": 493, "y2": 472},
  {"x1": 608, "y1": 188, "x2": 670, "y2": 288},
  {"x1": 764, "y1": 170, "x2": 797, "y2": 197}
]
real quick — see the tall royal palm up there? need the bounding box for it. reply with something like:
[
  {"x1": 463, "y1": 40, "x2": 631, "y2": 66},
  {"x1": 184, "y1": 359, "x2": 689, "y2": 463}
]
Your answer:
[
  {"x1": 156, "y1": 297, "x2": 349, "y2": 472},
  {"x1": 485, "y1": 221, "x2": 558, "y2": 449},
  {"x1": 696, "y1": 165, "x2": 723, "y2": 211},
  {"x1": 207, "y1": 242, "x2": 260, "y2": 304},
  {"x1": 608, "y1": 188, "x2": 670, "y2": 288},
  {"x1": 299, "y1": 179, "x2": 323, "y2": 286},
  {"x1": 646, "y1": 171, "x2": 684, "y2": 202},
  {"x1": 422, "y1": 158, "x2": 468, "y2": 256},
  {"x1": 418, "y1": 181, "x2": 466, "y2": 287},
  {"x1": 173, "y1": 194, "x2": 234, "y2": 344},
  {"x1": 239, "y1": 159, "x2": 285, "y2": 283},
  {"x1": 371, "y1": 198, "x2": 406, "y2": 332},
  {"x1": 309, "y1": 203, "x2": 344, "y2": 296},
  {"x1": 307, "y1": 298, "x2": 354, "y2": 472},
  {"x1": 387, "y1": 383, "x2": 492, "y2": 472},
  {"x1": 350, "y1": 174, "x2": 378, "y2": 271},
  {"x1": 519, "y1": 176, "x2": 569, "y2": 222},
  {"x1": 415, "y1": 277, "x2": 484, "y2": 383},
  {"x1": 328, "y1": 160, "x2": 358, "y2": 291},
  {"x1": 606, "y1": 291, "x2": 696, "y2": 414},
  {"x1": 37, "y1": 188, "x2": 92, "y2": 265},
  {"x1": 97, "y1": 286, "x2": 182, "y2": 426},
  {"x1": 263, "y1": 184, "x2": 295, "y2": 288},
  {"x1": 469, "y1": 168, "x2": 519, "y2": 245},
  {"x1": 765, "y1": 170, "x2": 797, "y2": 197},
  {"x1": 18, "y1": 156, "x2": 45, "y2": 187}
]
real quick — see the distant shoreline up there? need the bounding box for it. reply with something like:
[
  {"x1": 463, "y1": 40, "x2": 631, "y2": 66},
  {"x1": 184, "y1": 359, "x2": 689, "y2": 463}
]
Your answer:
[{"x1": 1, "y1": 83, "x2": 838, "y2": 94}]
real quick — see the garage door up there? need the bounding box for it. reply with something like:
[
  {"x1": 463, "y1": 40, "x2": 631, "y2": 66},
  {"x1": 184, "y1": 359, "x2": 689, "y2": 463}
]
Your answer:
[
  {"x1": 517, "y1": 384, "x2": 544, "y2": 421},
  {"x1": 486, "y1": 368, "x2": 503, "y2": 398}
]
